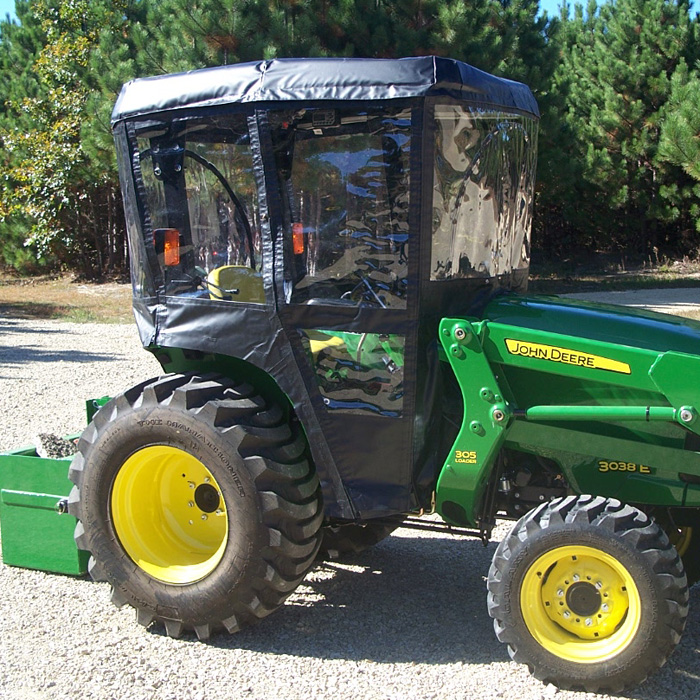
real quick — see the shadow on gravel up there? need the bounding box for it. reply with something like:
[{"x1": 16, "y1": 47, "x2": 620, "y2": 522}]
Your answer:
[
  {"x1": 144, "y1": 531, "x2": 700, "y2": 689},
  {"x1": 0, "y1": 319, "x2": 66, "y2": 334},
  {"x1": 165, "y1": 533, "x2": 509, "y2": 666},
  {"x1": 1, "y1": 346, "x2": 121, "y2": 365}
]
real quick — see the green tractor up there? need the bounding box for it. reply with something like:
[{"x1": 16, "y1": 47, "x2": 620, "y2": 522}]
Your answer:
[{"x1": 69, "y1": 57, "x2": 697, "y2": 693}]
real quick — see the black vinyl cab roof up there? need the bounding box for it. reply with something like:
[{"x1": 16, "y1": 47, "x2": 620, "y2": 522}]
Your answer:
[{"x1": 111, "y1": 56, "x2": 539, "y2": 125}]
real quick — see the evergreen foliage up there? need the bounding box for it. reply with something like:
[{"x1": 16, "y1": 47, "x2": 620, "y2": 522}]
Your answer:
[
  {"x1": 0, "y1": 0, "x2": 129, "y2": 276},
  {"x1": 659, "y1": 60, "x2": 700, "y2": 185},
  {"x1": 548, "y1": 0, "x2": 699, "y2": 258},
  {"x1": 0, "y1": 0, "x2": 698, "y2": 275}
]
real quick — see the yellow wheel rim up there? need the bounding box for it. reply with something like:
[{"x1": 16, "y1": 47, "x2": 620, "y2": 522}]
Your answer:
[
  {"x1": 521, "y1": 545, "x2": 642, "y2": 663},
  {"x1": 111, "y1": 446, "x2": 228, "y2": 584}
]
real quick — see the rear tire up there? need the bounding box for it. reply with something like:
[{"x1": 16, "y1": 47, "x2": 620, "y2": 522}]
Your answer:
[
  {"x1": 68, "y1": 373, "x2": 323, "y2": 639},
  {"x1": 487, "y1": 495, "x2": 688, "y2": 693}
]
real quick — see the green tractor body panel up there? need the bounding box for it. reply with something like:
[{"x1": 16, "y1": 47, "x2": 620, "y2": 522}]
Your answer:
[
  {"x1": 436, "y1": 296, "x2": 700, "y2": 526},
  {"x1": 436, "y1": 318, "x2": 511, "y2": 526}
]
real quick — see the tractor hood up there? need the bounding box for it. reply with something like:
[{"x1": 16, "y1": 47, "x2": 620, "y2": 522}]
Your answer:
[{"x1": 484, "y1": 294, "x2": 700, "y2": 357}]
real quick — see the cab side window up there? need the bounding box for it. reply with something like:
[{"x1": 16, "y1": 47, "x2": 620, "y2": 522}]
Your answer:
[{"x1": 137, "y1": 114, "x2": 264, "y2": 303}]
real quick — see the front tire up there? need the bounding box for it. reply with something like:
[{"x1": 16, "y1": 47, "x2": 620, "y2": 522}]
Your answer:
[
  {"x1": 659, "y1": 509, "x2": 700, "y2": 586},
  {"x1": 68, "y1": 373, "x2": 323, "y2": 639},
  {"x1": 487, "y1": 495, "x2": 689, "y2": 693}
]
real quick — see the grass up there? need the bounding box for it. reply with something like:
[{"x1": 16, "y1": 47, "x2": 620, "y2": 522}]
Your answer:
[{"x1": 0, "y1": 273, "x2": 133, "y2": 323}]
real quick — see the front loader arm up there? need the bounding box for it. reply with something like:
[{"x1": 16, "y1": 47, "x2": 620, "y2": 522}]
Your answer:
[{"x1": 435, "y1": 319, "x2": 512, "y2": 529}]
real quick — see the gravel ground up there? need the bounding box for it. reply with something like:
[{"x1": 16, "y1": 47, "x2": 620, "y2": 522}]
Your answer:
[{"x1": 0, "y1": 314, "x2": 699, "y2": 700}]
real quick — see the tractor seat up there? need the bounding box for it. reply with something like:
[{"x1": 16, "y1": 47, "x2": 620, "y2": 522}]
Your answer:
[{"x1": 207, "y1": 265, "x2": 265, "y2": 304}]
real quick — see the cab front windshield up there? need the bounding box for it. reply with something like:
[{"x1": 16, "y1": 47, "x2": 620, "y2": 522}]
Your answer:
[{"x1": 270, "y1": 106, "x2": 412, "y2": 309}]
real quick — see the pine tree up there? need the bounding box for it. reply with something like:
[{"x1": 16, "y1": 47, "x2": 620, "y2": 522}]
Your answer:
[
  {"x1": 0, "y1": 1, "x2": 50, "y2": 271},
  {"x1": 555, "y1": 0, "x2": 697, "y2": 257},
  {"x1": 657, "y1": 60, "x2": 700, "y2": 236},
  {"x1": 659, "y1": 63, "x2": 700, "y2": 182}
]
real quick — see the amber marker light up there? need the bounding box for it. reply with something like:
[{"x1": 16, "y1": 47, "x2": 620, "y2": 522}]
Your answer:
[
  {"x1": 292, "y1": 223, "x2": 304, "y2": 255},
  {"x1": 163, "y1": 228, "x2": 181, "y2": 266}
]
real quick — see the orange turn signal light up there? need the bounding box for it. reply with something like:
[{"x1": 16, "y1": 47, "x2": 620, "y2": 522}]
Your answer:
[
  {"x1": 162, "y1": 228, "x2": 181, "y2": 266},
  {"x1": 292, "y1": 222, "x2": 304, "y2": 255}
]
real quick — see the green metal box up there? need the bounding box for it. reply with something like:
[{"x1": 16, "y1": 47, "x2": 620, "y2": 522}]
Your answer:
[{"x1": 0, "y1": 445, "x2": 88, "y2": 576}]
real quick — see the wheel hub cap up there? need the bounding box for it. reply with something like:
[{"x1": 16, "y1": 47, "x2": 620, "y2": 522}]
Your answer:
[
  {"x1": 566, "y1": 581, "x2": 601, "y2": 617},
  {"x1": 195, "y1": 482, "x2": 221, "y2": 513}
]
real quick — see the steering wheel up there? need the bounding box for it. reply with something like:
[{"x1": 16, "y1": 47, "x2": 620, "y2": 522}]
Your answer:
[{"x1": 342, "y1": 273, "x2": 386, "y2": 308}]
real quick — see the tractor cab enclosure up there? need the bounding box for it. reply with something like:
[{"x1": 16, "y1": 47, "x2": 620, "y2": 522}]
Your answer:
[{"x1": 112, "y1": 57, "x2": 539, "y2": 520}]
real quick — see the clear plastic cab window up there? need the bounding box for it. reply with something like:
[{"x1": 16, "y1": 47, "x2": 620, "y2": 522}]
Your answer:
[
  {"x1": 271, "y1": 107, "x2": 411, "y2": 309},
  {"x1": 431, "y1": 104, "x2": 537, "y2": 281},
  {"x1": 136, "y1": 114, "x2": 264, "y2": 303}
]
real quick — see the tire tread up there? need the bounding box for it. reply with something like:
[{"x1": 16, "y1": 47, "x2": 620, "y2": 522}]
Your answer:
[
  {"x1": 487, "y1": 495, "x2": 689, "y2": 692},
  {"x1": 69, "y1": 372, "x2": 322, "y2": 639}
]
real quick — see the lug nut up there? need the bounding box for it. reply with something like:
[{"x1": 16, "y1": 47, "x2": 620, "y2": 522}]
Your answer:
[{"x1": 188, "y1": 501, "x2": 194, "y2": 508}]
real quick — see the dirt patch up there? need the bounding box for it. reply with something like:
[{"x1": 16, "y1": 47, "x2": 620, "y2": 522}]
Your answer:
[
  {"x1": 530, "y1": 258, "x2": 700, "y2": 295},
  {"x1": 0, "y1": 274, "x2": 132, "y2": 323}
]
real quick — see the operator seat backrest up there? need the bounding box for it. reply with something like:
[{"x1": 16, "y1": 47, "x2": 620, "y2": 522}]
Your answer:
[{"x1": 207, "y1": 265, "x2": 265, "y2": 304}]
